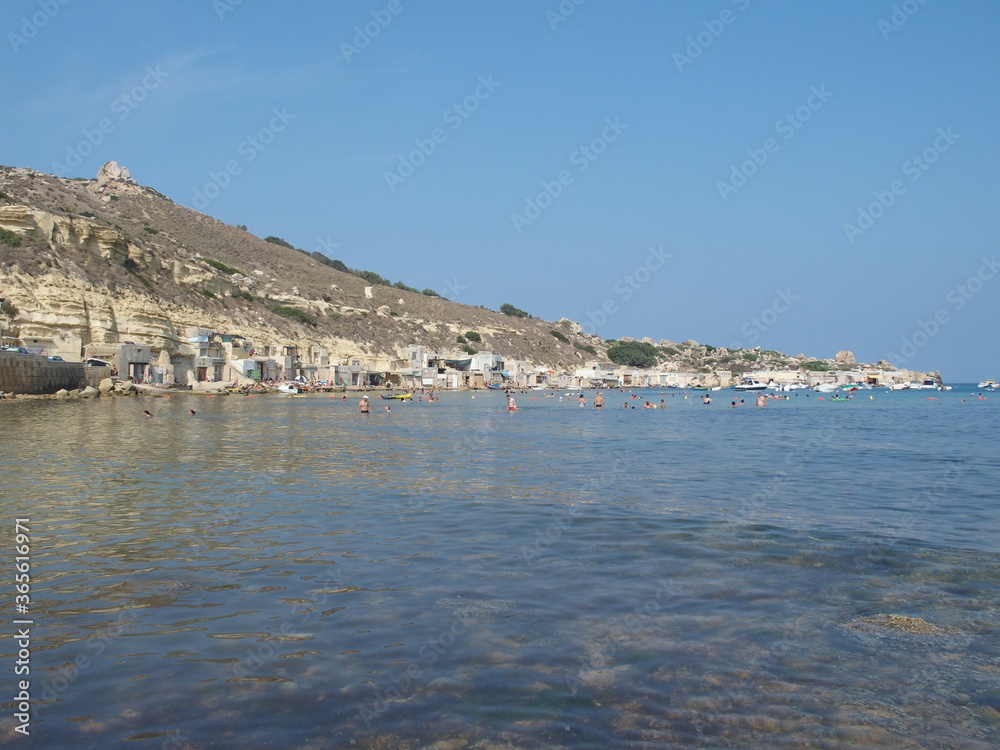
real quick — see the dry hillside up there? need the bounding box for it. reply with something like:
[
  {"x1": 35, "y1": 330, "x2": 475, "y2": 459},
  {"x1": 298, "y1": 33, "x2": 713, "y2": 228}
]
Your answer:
[{"x1": 0, "y1": 162, "x2": 879, "y2": 375}]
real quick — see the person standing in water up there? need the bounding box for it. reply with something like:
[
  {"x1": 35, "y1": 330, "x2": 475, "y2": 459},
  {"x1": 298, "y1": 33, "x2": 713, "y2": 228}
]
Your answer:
[
  {"x1": 358, "y1": 395, "x2": 371, "y2": 414},
  {"x1": 507, "y1": 393, "x2": 518, "y2": 412},
  {"x1": 756, "y1": 392, "x2": 767, "y2": 407},
  {"x1": 594, "y1": 392, "x2": 604, "y2": 408}
]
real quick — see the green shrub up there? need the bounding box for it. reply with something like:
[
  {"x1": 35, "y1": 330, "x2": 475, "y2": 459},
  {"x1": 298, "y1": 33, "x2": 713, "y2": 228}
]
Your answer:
[
  {"x1": 271, "y1": 305, "x2": 317, "y2": 326},
  {"x1": 354, "y1": 269, "x2": 390, "y2": 286},
  {"x1": 143, "y1": 226, "x2": 158, "y2": 235},
  {"x1": 460, "y1": 345, "x2": 478, "y2": 355},
  {"x1": 465, "y1": 331, "x2": 481, "y2": 343},
  {"x1": 500, "y1": 303, "x2": 531, "y2": 318},
  {"x1": 264, "y1": 236, "x2": 295, "y2": 249},
  {"x1": 1, "y1": 299, "x2": 17, "y2": 317},
  {"x1": 456, "y1": 335, "x2": 467, "y2": 344},
  {"x1": 550, "y1": 329, "x2": 569, "y2": 343},
  {"x1": 201, "y1": 289, "x2": 216, "y2": 299},
  {"x1": 574, "y1": 342, "x2": 596, "y2": 354},
  {"x1": 802, "y1": 360, "x2": 828, "y2": 371},
  {"x1": 204, "y1": 258, "x2": 242, "y2": 276},
  {"x1": 0, "y1": 228, "x2": 22, "y2": 247},
  {"x1": 607, "y1": 341, "x2": 660, "y2": 368}
]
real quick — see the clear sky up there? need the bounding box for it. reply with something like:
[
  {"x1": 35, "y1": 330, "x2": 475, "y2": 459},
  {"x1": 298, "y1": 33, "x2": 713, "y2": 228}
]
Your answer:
[{"x1": 3, "y1": 0, "x2": 998, "y2": 381}]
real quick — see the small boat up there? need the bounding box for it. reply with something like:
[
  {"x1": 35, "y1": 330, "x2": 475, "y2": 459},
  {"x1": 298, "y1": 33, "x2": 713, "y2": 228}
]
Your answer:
[
  {"x1": 486, "y1": 383, "x2": 506, "y2": 391},
  {"x1": 777, "y1": 381, "x2": 810, "y2": 391},
  {"x1": 977, "y1": 380, "x2": 996, "y2": 390},
  {"x1": 276, "y1": 383, "x2": 299, "y2": 394},
  {"x1": 380, "y1": 392, "x2": 413, "y2": 400},
  {"x1": 890, "y1": 383, "x2": 909, "y2": 391},
  {"x1": 813, "y1": 383, "x2": 840, "y2": 393},
  {"x1": 734, "y1": 377, "x2": 768, "y2": 391}
]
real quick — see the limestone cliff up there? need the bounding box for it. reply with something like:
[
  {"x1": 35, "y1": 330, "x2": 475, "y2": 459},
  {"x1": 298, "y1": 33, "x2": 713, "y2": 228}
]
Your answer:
[{"x1": 0, "y1": 162, "x2": 928, "y2": 383}]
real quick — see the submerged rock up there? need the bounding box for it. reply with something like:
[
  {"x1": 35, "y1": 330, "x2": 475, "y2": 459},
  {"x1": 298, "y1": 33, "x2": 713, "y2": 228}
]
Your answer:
[{"x1": 858, "y1": 614, "x2": 945, "y2": 634}]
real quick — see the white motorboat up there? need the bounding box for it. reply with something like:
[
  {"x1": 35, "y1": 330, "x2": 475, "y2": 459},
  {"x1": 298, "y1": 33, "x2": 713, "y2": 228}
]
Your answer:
[
  {"x1": 777, "y1": 381, "x2": 810, "y2": 391},
  {"x1": 813, "y1": 383, "x2": 839, "y2": 393},
  {"x1": 890, "y1": 383, "x2": 909, "y2": 390},
  {"x1": 734, "y1": 377, "x2": 768, "y2": 391},
  {"x1": 977, "y1": 380, "x2": 996, "y2": 389},
  {"x1": 276, "y1": 382, "x2": 300, "y2": 394}
]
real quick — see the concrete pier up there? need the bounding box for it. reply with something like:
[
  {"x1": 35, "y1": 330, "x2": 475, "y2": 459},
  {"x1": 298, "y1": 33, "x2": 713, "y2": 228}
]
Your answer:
[{"x1": 0, "y1": 353, "x2": 110, "y2": 395}]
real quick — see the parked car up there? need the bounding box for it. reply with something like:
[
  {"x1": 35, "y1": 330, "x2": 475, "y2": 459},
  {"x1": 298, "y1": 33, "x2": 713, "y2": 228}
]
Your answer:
[
  {"x1": 47, "y1": 355, "x2": 64, "y2": 361},
  {"x1": 1, "y1": 345, "x2": 30, "y2": 354}
]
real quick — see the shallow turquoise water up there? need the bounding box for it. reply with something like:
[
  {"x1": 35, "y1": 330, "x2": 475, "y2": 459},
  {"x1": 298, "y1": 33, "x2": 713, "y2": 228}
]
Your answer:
[{"x1": 2, "y1": 387, "x2": 999, "y2": 748}]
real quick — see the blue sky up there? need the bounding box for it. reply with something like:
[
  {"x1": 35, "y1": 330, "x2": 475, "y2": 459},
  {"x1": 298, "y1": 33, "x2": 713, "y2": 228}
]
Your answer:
[{"x1": 3, "y1": 0, "x2": 998, "y2": 381}]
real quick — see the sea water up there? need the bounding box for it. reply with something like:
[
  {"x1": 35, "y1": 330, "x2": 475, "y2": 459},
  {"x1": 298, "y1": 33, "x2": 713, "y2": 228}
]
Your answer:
[{"x1": 2, "y1": 387, "x2": 998, "y2": 748}]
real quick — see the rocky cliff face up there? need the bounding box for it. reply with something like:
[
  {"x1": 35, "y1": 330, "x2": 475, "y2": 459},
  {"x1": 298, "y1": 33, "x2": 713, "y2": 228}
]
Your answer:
[
  {"x1": 0, "y1": 162, "x2": 919, "y2": 380},
  {"x1": 0, "y1": 163, "x2": 613, "y2": 367}
]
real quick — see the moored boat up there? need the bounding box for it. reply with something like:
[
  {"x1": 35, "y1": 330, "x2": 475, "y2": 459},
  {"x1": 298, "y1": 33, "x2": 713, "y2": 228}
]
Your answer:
[
  {"x1": 380, "y1": 392, "x2": 413, "y2": 400},
  {"x1": 734, "y1": 377, "x2": 768, "y2": 391}
]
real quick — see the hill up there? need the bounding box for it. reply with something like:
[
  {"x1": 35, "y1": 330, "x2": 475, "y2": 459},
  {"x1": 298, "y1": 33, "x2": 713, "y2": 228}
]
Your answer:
[{"x1": 0, "y1": 162, "x2": 899, "y2": 382}]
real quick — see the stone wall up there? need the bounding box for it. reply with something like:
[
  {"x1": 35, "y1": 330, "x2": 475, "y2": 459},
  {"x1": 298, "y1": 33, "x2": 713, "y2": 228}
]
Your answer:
[{"x1": 0, "y1": 353, "x2": 110, "y2": 395}]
